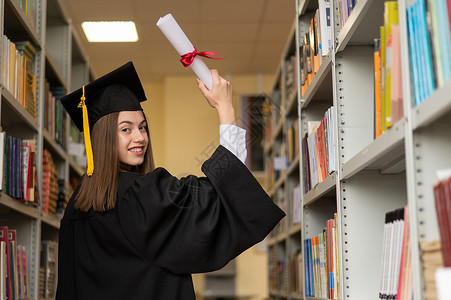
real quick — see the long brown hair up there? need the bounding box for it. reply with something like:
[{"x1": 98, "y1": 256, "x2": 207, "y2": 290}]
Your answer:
[{"x1": 74, "y1": 111, "x2": 155, "y2": 212}]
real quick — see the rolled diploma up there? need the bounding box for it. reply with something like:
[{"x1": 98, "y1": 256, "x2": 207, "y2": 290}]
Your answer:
[{"x1": 157, "y1": 13, "x2": 213, "y2": 90}]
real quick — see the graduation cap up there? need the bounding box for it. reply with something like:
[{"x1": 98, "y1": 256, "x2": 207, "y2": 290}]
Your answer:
[{"x1": 60, "y1": 61, "x2": 147, "y2": 176}]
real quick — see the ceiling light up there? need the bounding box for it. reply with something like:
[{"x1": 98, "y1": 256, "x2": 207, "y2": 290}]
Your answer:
[{"x1": 82, "y1": 21, "x2": 139, "y2": 42}]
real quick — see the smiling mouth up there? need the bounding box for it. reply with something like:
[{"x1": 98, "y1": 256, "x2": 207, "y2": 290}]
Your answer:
[{"x1": 129, "y1": 147, "x2": 144, "y2": 153}]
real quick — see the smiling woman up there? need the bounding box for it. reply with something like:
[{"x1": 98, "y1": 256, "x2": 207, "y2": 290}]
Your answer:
[{"x1": 55, "y1": 61, "x2": 285, "y2": 300}]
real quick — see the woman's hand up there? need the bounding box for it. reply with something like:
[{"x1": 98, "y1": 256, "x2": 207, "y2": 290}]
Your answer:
[{"x1": 197, "y1": 70, "x2": 236, "y2": 125}]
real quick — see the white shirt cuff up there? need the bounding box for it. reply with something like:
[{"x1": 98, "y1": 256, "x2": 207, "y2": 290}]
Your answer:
[{"x1": 219, "y1": 124, "x2": 247, "y2": 165}]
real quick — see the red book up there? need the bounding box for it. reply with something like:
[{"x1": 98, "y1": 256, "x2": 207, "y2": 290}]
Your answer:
[
  {"x1": 448, "y1": 0, "x2": 451, "y2": 31},
  {"x1": 0, "y1": 226, "x2": 12, "y2": 300},
  {"x1": 434, "y1": 182, "x2": 451, "y2": 266},
  {"x1": 316, "y1": 121, "x2": 328, "y2": 181},
  {"x1": 443, "y1": 178, "x2": 451, "y2": 266},
  {"x1": 327, "y1": 219, "x2": 334, "y2": 299}
]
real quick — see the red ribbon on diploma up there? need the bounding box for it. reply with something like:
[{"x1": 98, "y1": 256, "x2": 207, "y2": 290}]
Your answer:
[{"x1": 180, "y1": 47, "x2": 224, "y2": 67}]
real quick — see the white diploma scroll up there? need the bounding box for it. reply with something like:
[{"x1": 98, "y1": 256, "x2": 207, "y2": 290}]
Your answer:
[{"x1": 157, "y1": 13, "x2": 213, "y2": 90}]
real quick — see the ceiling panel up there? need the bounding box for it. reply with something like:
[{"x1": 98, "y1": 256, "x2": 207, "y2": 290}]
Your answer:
[
  {"x1": 257, "y1": 22, "x2": 294, "y2": 43},
  {"x1": 133, "y1": 0, "x2": 202, "y2": 24},
  {"x1": 139, "y1": 22, "x2": 202, "y2": 46},
  {"x1": 263, "y1": 0, "x2": 296, "y2": 22},
  {"x1": 63, "y1": 1, "x2": 136, "y2": 21},
  {"x1": 200, "y1": 0, "x2": 266, "y2": 23},
  {"x1": 200, "y1": 23, "x2": 260, "y2": 43},
  {"x1": 60, "y1": 0, "x2": 294, "y2": 79}
]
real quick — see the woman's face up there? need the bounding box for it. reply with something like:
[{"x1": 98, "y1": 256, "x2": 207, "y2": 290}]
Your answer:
[{"x1": 117, "y1": 111, "x2": 148, "y2": 166}]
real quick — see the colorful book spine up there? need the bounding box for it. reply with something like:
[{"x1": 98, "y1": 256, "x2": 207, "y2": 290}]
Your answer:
[
  {"x1": 304, "y1": 216, "x2": 339, "y2": 299},
  {"x1": 302, "y1": 107, "x2": 335, "y2": 193},
  {"x1": 384, "y1": 1, "x2": 399, "y2": 129},
  {"x1": 374, "y1": 38, "x2": 382, "y2": 138}
]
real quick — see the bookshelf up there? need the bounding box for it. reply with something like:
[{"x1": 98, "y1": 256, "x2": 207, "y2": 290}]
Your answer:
[
  {"x1": 0, "y1": 0, "x2": 91, "y2": 298},
  {"x1": 265, "y1": 0, "x2": 451, "y2": 299}
]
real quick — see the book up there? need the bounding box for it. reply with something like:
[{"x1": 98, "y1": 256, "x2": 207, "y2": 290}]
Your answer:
[
  {"x1": 427, "y1": 0, "x2": 444, "y2": 88},
  {"x1": 0, "y1": 132, "x2": 5, "y2": 190},
  {"x1": 434, "y1": 0, "x2": 451, "y2": 84},
  {"x1": 420, "y1": 241, "x2": 443, "y2": 299},
  {"x1": 292, "y1": 185, "x2": 302, "y2": 224},
  {"x1": 379, "y1": 207, "x2": 405, "y2": 300},
  {"x1": 434, "y1": 178, "x2": 451, "y2": 267},
  {"x1": 396, "y1": 206, "x2": 412, "y2": 300},
  {"x1": 384, "y1": 1, "x2": 399, "y2": 129},
  {"x1": 373, "y1": 38, "x2": 381, "y2": 138},
  {"x1": 22, "y1": 140, "x2": 37, "y2": 203},
  {"x1": 380, "y1": 25, "x2": 387, "y2": 133},
  {"x1": 318, "y1": 0, "x2": 332, "y2": 57},
  {"x1": 406, "y1": 3, "x2": 421, "y2": 106},
  {"x1": 1, "y1": 240, "x2": 6, "y2": 300},
  {"x1": 0, "y1": 228, "x2": 10, "y2": 300},
  {"x1": 41, "y1": 241, "x2": 58, "y2": 298},
  {"x1": 8, "y1": 229, "x2": 19, "y2": 300},
  {"x1": 390, "y1": 25, "x2": 404, "y2": 124}
]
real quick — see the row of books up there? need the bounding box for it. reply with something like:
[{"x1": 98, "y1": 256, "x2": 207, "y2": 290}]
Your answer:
[
  {"x1": 1, "y1": 36, "x2": 37, "y2": 118},
  {"x1": 301, "y1": 106, "x2": 336, "y2": 193},
  {"x1": 68, "y1": 121, "x2": 87, "y2": 170},
  {"x1": 433, "y1": 173, "x2": 451, "y2": 267},
  {"x1": 373, "y1": 1, "x2": 404, "y2": 138},
  {"x1": 285, "y1": 55, "x2": 298, "y2": 101},
  {"x1": 406, "y1": 0, "x2": 451, "y2": 105},
  {"x1": 291, "y1": 185, "x2": 302, "y2": 227},
  {"x1": 269, "y1": 249, "x2": 304, "y2": 295},
  {"x1": 43, "y1": 83, "x2": 66, "y2": 149},
  {"x1": 0, "y1": 226, "x2": 29, "y2": 300},
  {"x1": 272, "y1": 188, "x2": 287, "y2": 237},
  {"x1": 304, "y1": 213, "x2": 339, "y2": 299},
  {"x1": 267, "y1": 149, "x2": 286, "y2": 188},
  {"x1": 15, "y1": 0, "x2": 35, "y2": 28},
  {"x1": 289, "y1": 251, "x2": 303, "y2": 294},
  {"x1": 420, "y1": 241, "x2": 443, "y2": 300},
  {"x1": 42, "y1": 149, "x2": 59, "y2": 216},
  {"x1": 39, "y1": 241, "x2": 57, "y2": 298},
  {"x1": 335, "y1": 0, "x2": 358, "y2": 31},
  {"x1": 300, "y1": 0, "x2": 332, "y2": 96},
  {"x1": 378, "y1": 206, "x2": 412, "y2": 300},
  {"x1": 269, "y1": 247, "x2": 289, "y2": 292},
  {"x1": 286, "y1": 119, "x2": 300, "y2": 164},
  {"x1": 0, "y1": 133, "x2": 37, "y2": 203}
]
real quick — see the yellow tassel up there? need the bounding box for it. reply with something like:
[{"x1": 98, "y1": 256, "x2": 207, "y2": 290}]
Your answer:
[{"x1": 78, "y1": 85, "x2": 94, "y2": 176}]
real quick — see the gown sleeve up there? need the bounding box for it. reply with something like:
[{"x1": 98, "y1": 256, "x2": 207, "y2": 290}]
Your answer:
[{"x1": 117, "y1": 145, "x2": 285, "y2": 275}]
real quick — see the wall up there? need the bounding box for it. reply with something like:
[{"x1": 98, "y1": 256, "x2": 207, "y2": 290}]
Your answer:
[{"x1": 140, "y1": 72, "x2": 275, "y2": 300}]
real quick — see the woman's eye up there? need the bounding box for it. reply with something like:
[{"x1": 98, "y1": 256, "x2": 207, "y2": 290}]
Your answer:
[
  {"x1": 139, "y1": 126, "x2": 147, "y2": 131},
  {"x1": 121, "y1": 128, "x2": 131, "y2": 133}
]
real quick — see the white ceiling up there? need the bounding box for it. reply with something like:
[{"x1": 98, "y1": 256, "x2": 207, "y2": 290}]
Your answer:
[{"x1": 60, "y1": 0, "x2": 296, "y2": 82}]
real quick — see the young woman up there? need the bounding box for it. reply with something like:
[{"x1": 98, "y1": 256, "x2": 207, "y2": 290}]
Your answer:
[{"x1": 56, "y1": 62, "x2": 285, "y2": 300}]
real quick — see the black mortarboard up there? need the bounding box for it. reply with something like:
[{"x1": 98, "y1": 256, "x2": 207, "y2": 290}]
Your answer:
[
  {"x1": 60, "y1": 61, "x2": 147, "y2": 176},
  {"x1": 61, "y1": 61, "x2": 147, "y2": 132}
]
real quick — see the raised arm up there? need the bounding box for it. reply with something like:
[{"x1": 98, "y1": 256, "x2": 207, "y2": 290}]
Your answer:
[{"x1": 196, "y1": 69, "x2": 236, "y2": 125}]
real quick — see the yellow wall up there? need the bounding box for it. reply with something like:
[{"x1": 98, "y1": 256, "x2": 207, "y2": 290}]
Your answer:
[{"x1": 140, "y1": 72, "x2": 275, "y2": 299}]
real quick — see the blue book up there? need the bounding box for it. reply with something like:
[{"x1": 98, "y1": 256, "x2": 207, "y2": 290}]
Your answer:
[
  {"x1": 5, "y1": 136, "x2": 10, "y2": 195},
  {"x1": 435, "y1": 0, "x2": 451, "y2": 82},
  {"x1": 407, "y1": 4, "x2": 421, "y2": 105},
  {"x1": 417, "y1": 0, "x2": 435, "y2": 99},
  {"x1": 413, "y1": 0, "x2": 427, "y2": 103},
  {"x1": 308, "y1": 238, "x2": 314, "y2": 297},
  {"x1": 304, "y1": 239, "x2": 310, "y2": 296},
  {"x1": 11, "y1": 137, "x2": 15, "y2": 198}
]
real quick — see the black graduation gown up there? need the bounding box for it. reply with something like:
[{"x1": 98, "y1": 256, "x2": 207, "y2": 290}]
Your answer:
[{"x1": 56, "y1": 145, "x2": 285, "y2": 300}]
